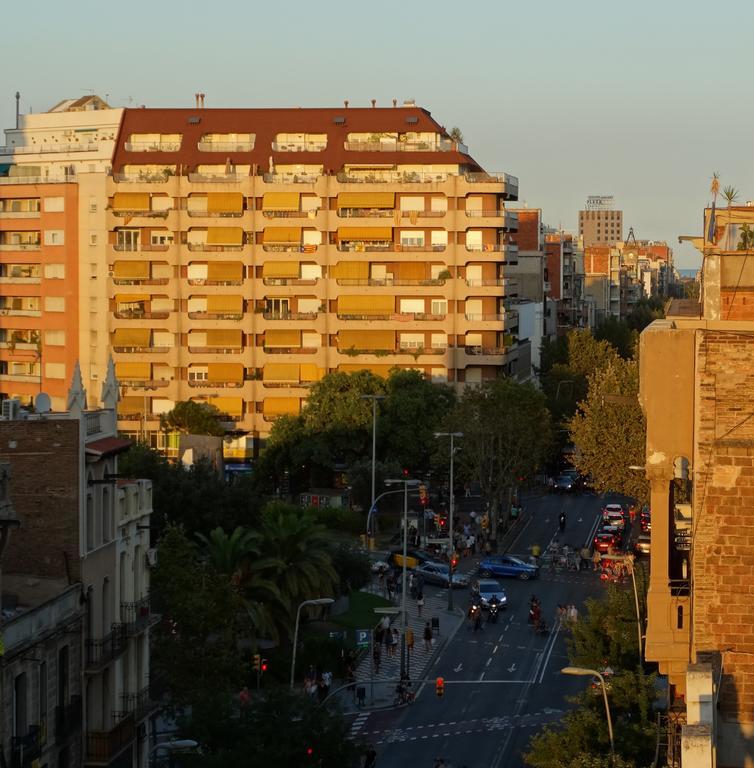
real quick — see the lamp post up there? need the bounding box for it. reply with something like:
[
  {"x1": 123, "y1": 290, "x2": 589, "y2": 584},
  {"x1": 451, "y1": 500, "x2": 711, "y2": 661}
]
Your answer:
[
  {"x1": 385, "y1": 477, "x2": 419, "y2": 678},
  {"x1": 361, "y1": 394, "x2": 385, "y2": 543},
  {"x1": 561, "y1": 667, "x2": 614, "y2": 756},
  {"x1": 290, "y1": 597, "x2": 335, "y2": 689},
  {"x1": 365, "y1": 486, "x2": 419, "y2": 551},
  {"x1": 434, "y1": 432, "x2": 463, "y2": 611}
]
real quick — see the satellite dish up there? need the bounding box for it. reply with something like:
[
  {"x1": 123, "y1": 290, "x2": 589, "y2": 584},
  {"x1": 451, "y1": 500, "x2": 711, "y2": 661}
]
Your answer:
[{"x1": 35, "y1": 392, "x2": 51, "y2": 414}]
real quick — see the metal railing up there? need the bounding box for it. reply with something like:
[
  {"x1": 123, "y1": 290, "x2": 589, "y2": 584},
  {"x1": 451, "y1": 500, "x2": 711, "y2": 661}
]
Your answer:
[
  {"x1": 113, "y1": 243, "x2": 170, "y2": 252},
  {"x1": 187, "y1": 380, "x2": 243, "y2": 388},
  {"x1": 1, "y1": 142, "x2": 98, "y2": 154},
  {"x1": 337, "y1": 171, "x2": 450, "y2": 184},
  {"x1": 85, "y1": 625, "x2": 127, "y2": 672},
  {"x1": 464, "y1": 313, "x2": 505, "y2": 321},
  {"x1": 187, "y1": 243, "x2": 244, "y2": 251},
  {"x1": 187, "y1": 173, "x2": 240, "y2": 183},
  {"x1": 113, "y1": 346, "x2": 171, "y2": 353},
  {"x1": 187, "y1": 311, "x2": 243, "y2": 320},
  {"x1": 187, "y1": 346, "x2": 243, "y2": 354},
  {"x1": 118, "y1": 685, "x2": 160, "y2": 722},
  {"x1": 263, "y1": 346, "x2": 318, "y2": 355},
  {"x1": 85, "y1": 412, "x2": 102, "y2": 436},
  {"x1": 114, "y1": 310, "x2": 171, "y2": 320},
  {"x1": 120, "y1": 594, "x2": 160, "y2": 635},
  {"x1": 0, "y1": 175, "x2": 72, "y2": 184},
  {"x1": 262, "y1": 311, "x2": 318, "y2": 320},
  {"x1": 112, "y1": 278, "x2": 169, "y2": 286},
  {"x1": 271, "y1": 141, "x2": 327, "y2": 152},
  {"x1": 343, "y1": 139, "x2": 466, "y2": 153},
  {"x1": 187, "y1": 278, "x2": 243, "y2": 286},
  {"x1": 336, "y1": 244, "x2": 445, "y2": 252},
  {"x1": 262, "y1": 172, "x2": 322, "y2": 184},
  {"x1": 335, "y1": 278, "x2": 446, "y2": 286},
  {"x1": 86, "y1": 714, "x2": 135, "y2": 763},
  {"x1": 112, "y1": 172, "x2": 171, "y2": 183},
  {"x1": 262, "y1": 278, "x2": 317, "y2": 286},
  {"x1": 55, "y1": 695, "x2": 82, "y2": 746},
  {"x1": 10, "y1": 725, "x2": 41, "y2": 768},
  {"x1": 125, "y1": 142, "x2": 181, "y2": 152},
  {"x1": 112, "y1": 209, "x2": 169, "y2": 218},
  {"x1": 464, "y1": 346, "x2": 507, "y2": 356},
  {"x1": 197, "y1": 141, "x2": 254, "y2": 152},
  {"x1": 0, "y1": 242, "x2": 40, "y2": 250},
  {"x1": 186, "y1": 210, "x2": 243, "y2": 218}
]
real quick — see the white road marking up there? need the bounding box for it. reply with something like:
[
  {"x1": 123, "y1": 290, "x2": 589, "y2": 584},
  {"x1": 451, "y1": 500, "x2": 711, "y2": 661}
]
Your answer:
[
  {"x1": 454, "y1": 662, "x2": 463, "y2": 672},
  {"x1": 486, "y1": 657, "x2": 492, "y2": 667},
  {"x1": 479, "y1": 672, "x2": 486, "y2": 680},
  {"x1": 493, "y1": 645, "x2": 499, "y2": 654},
  {"x1": 507, "y1": 663, "x2": 517, "y2": 673}
]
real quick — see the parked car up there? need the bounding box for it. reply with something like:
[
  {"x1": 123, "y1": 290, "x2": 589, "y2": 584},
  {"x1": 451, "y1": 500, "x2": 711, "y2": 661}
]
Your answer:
[
  {"x1": 553, "y1": 474, "x2": 576, "y2": 493},
  {"x1": 593, "y1": 532, "x2": 618, "y2": 554},
  {"x1": 634, "y1": 533, "x2": 651, "y2": 556},
  {"x1": 415, "y1": 561, "x2": 469, "y2": 588},
  {"x1": 471, "y1": 579, "x2": 508, "y2": 609},
  {"x1": 478, "y1": 555, "x2": 539, "y2": 580},
  {"x1": 387, "y1": 549, "x2": 441, "y2": 571}
]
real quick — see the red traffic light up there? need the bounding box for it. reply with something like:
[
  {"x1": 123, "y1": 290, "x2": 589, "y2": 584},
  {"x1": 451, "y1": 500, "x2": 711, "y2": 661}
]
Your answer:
[
  {"x1": 402, "y1": 468, "x2": 409, "y2": 477},
  {"x1": 261, "y1": 659, "x2": 268, "y2": 673},
  {"x1": 306, "y1": 747, "x2": 314, "y2": 757},
  {"x1": 435, "y1": 676, "x2": 445, "y2": 698}
]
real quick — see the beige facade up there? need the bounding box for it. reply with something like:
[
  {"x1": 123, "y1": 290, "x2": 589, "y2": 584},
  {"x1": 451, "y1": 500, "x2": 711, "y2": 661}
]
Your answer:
[
  {"x1": 578, "y1": 195, "x2": 623, "y2": 247},
  {"x1": 640, "y1": 205, "x2": 754, "y2": 767}
]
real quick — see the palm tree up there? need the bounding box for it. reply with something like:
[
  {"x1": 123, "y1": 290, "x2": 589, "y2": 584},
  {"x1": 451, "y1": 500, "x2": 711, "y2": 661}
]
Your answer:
[
  {"x1": 449, "y1": 126, "x2": 464, "y2": 146},
  {"x1": 722, "y1": 184, "x2": 739, "y2": 250},
  {"x1": 261, "y1": 505, "x2": 338, "y2": 615}
]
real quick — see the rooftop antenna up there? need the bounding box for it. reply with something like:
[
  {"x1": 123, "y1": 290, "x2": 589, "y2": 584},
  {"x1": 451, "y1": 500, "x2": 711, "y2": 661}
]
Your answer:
[
  {"x1": 15, "y1": 91, "x2": 20, "y2": 128},
  {"x1": 625, "y1": 226, "x2": 637, "y2": 245}
]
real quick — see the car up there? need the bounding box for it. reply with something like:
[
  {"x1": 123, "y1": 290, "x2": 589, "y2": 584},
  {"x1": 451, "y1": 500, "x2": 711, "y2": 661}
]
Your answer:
[
  {"x1": 478, "y1": 555, "x2": 539, "y2": 580},
  {"x1": 553, "y1": 474, "x2": 575, "y2": 493},
  {"x1": 634, "y1": 533, "x2": 651, "y2": 555},
  {"x1": 415, "y1": 561, "x2": 469, "y2": 588},
  {"x1": 599, "y1": 524, "x2": 624, "y2": 547},
  {"x1": 387, "y1": 549, "x2": 441, "y2": 571},
  {"x1": 640, "y1": 511, "x2": 651, "y2": 532},
  {"x1": 602, "y1": 504, "x2": 626, "y2": 530},
  {"x1": 593, "y1": 532, "x2": 618, "y2": 553},
  {"x1": 471, "y1": 578, "x2": 508, "y2": 610},
  {"x1": 370, "y1": 559, "x2": 390, "y2": 574}
]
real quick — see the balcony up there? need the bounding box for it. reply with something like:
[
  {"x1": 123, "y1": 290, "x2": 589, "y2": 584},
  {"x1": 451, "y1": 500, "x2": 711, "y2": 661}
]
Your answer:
[
  {"x1": 262, "y1": 244, "x2": 316, "y2": 253},
  {"x1": 187, "y1": 172, "x2": 240, "y2": 183},
  {"x1": 263, "y1": 346, "x2": 318, "y2": 355},
  {"x1": 112, "y1": 171, "x2": 171, "y2": 183},
  {"x1": 114, "y1": 309, "x2": 171, "y2": 320},
  {"x1": 465, "y1": 278, "x2": 509, "y2": 287},
  {"x1": 111, "y1": 208, "x2": 168, "y2": 218},
  {"x1": 262, "y1": 172, "x2": 321, "y2": 184},
  {"x1": 10, "y1": 725, "x2": 41, "y2": 768},
  {"x1": 464, "y1": 313, "x2": 505, "y2": 321},
  {"x1": 188, "y1": 278, "x2": 243, "y2": 287},
  {"x1": 197, "y1": 141, "x2": 254, "y2": 152},
  {"x1": 262, "y1": 311, "x2": 318, "y2": 321},
  {"x1": 125, "y1": 141, "x2": 181, "y2": 152},
  {"x1": 187, "y1": 379, "x2": 244, "y2": 389},
  {"x1": 464, "y1": 209, "x2": 507, "y2": 218},
  {"x1": 188, "y1": 346, "x2": 243, "y2": 354},
  {"x1": 112, "y1": 278, "x2": 169, "y2": 286},
  {"x1": 464, "y1": 346, "x2": 507, "y2": 356},
  {"x1": 187, "y1": 311, "x2": 243, "y2": 321},
  {"x1": 116, "y1": 379, "x2": 170, "y2": 389},
  {"x1": 120, "y1": 594, "x2": 160, "y2": 635},
  {"x1": 187, "y1": 242, "x2": 244, "y2": 252},
  {"x1": 0, "y1": 210, "x2": 39, "y2": 219},
  {"x1": 343, "y1": 139, "x2": 466, "y2": 153},
  {"x1": 336, "y1": 243, "x2": 445, "y2": 253},
  {"x1": 112, "y1": 243, "x2": 170, "y2": 252},
  {"x1": 117, "y1": 686, "x2": 160, "y2": 723},
  {"x1": 0, "y1": 242, "x2": 40, "y2": 251},
  {"x1": 336, "y1": 171, "x2": 450, "y2": 184},
  {"x1": 262, "y1": 209, "x2": 315, "y2": 219},
  {"x1": 1, "y1": 142, "x2": 98, "y2": 154},
  {"x1": 113, "y1": 345, "x2": 170, "y2": 354},
  {"x1": 85, "y1": 412, "x2": 103, "y2": 436},
  {"x1": 335, "y1": 278, "x2": 446, "y2": 287},
  {"x1": 84, "y1": 625, "x2": 127, "y2": 673},
  {"x1": 55, "y1": 695, "x2": 82, "y2": 746},
  {"x1": 85, "y1": 714, "x2": 135, "y2": 765},
  {"x1": 272, "y1": 141, "x2": 327, "y2": 152},
  {"x1": 187, "y1": 209, "x2": 243, "y2": 218},
  {"x1": 262, "y1": 278, "x2": 317, "y2": 287}
]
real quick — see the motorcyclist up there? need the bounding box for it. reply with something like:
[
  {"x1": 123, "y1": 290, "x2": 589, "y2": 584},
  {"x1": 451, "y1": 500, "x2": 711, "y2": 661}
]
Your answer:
[
  {"x1": 559, "y1": 512, "x2": 566, "y2": 531},
  {"x1": 488, "y1": 596, "x2": 499, "y2": 623}
]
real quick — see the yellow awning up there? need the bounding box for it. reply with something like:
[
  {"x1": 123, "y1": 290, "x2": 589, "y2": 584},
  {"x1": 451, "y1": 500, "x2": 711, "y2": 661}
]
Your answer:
[
  {"x1": 116, "y1": 362, "x2": 151, "y2": 379},
  {"x1": 338, "y1": 364, "x2": 393, "y2": 378},
  {"x1": 337, "y1": 227, "x2": 392, "y2": 241},
  {"x1": 337, "y1": 295, "x2": 394, "y2": 314},
  {"x1": 300, "y1": 364, "x2": 323, "y2": 382},
  {"x1": 113, "y1": 328, "x2": 150, "y2": 346},
  {"x1": 394, "y1": 262, "x2": 426, "y2": 279},
  {"x1": 207, "y1": 363, "x2": 244, "y2": 383},
  {"x1": 206, "y1": 329, "x2": 242, "y2": 347},
  {"x1": 263, "y1": 363, "x2": 300, "y2": 383},
  {"x1": 115, "y1": 294, "x2": 149, "y2": 304},
  {"x1": 113, "y1": 192, "x2": 150, "y2": 211},
  {"x1": 339, "y1": 330, "x2": 395, "y2": 350},
  {"x1": 331, "y1": 261, "x2": 369, "y2": 279},
  {"x1": 206, "y1": 192, "x2": 243, "y2": 214},
  {"x1": 206, "y1": 227, "x2": 244, "y2": 246},
  {"x1": 207, "y1": 261, "x2": 243, "y2": 280},
  {"x1": 262, "y1": 192, "x2": 301, "y2": 212},
  {"x1": 263, "y1": 397, "x2": 301, "y2": 417},
  {"x1": 113, "y1": 261, "x2": 149, "y2": 279},
  {"x1": 207, "y1": 295, "x2": 243, "y2": 313},
  {"x1": 262, "y1": 227, "x2": 302, "y2": 244},
  {"x1": 207, "y1": 396, "x2": 244, "y2": 417},
  {"x1": 337, "y1": 192, "x2": 395, "y2": 209},
  {"x1": 118, "y1": 396, "x2": 144, "y2": 415},
  {"x1": 265, "y1": 329, "x2": 301, "y2": 348},
  {"x1": 262, "y1": 261, "x2": 300, "y2": 278}
]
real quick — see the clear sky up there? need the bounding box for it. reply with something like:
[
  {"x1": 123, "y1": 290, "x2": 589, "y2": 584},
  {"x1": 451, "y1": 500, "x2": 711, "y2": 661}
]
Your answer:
[{"x1": 3, "y1": 0, "x2": 753, "y2": 268}]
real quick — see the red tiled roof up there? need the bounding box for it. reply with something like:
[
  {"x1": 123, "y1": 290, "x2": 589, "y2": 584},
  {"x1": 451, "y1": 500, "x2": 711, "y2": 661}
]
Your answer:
[
  {"x1": 85, "y1": 436, "x2": 132, "y2": 458},
  {"x1": 111, "y1": 106, "x2": 481, "y2": 173}
]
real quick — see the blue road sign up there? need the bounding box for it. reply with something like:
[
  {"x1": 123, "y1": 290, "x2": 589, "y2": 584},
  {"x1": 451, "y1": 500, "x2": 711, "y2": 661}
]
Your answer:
[{"x1": 355, "y1": 629, "x2": 370, "y2": 648}]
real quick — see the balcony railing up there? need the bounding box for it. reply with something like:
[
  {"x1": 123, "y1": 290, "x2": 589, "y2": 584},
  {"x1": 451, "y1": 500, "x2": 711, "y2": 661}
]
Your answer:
[
  {"x1": 187, "y1": 311, "x2": 243, "y2": 320},
  {"x1": 262, "y1": 172, "x2": 321, "y2": 184},
  {"x1": 0, "y1": 210, "x2": 40, "y2": 218},
  {"x1": 10, "y1": 725, "x2": 41, "y2": 768},
  {"x1": 187, "y1": 279, "x2": 243, "y2": 286},
  {"x1": 84, "y1": 625, "x2": 127, "y2": 672},
  {"x1": 187, "y1": 346, "x2": 243, "y2": 354},
  {"x1": 114, "y1": 309, "x2": 171, "y2": 320},
  {"x1": 112, "y1": 209, "x2": 169, "y2": 218},
  {"x1": 117, "y1": 686, "x2": 160, "y2": 722},
  {"x1": 0, "y1": 242, "x2": 40, "y2": 251},
  {"x1": 335, "y1": 278, "x2": 446, "y2": 287},
  {"x1": 112, "y1": 278, "x2": 169, "y2": 286},
  {"x1": 262, "y1": 278, "x2": 317, "y2": 286},
  {"x1": 125, "y1": 142, "x2": 181, "y2": 152},
  {"x1": 262, "y1": 209, "x2": 314, "y2": 218},
  {"x1": 336, "y1": 243, "x2": 445, "y2": 253},
  {"x1": 187, "y1": 209, "x2": 243, "y2": 218},
  {"x1": 0, "y1": 308, "x2": 42, "y2": 318},
  {"x1": 113, "y1": 345, "x2": 170, "y2": 354},
  {"x1": 187, "y1": 172, "x2": 240, "y2": 183},
  {"x1": 0, "y1": 176, "x2": 71, "y2": 185},
  {"x1": 464, "y1": 313, "x2": 504, "y2": 321},
  {"x1": 85, "y1": 412, "x2": 102, "y2": 436},
  {"x1": 197, "y1": 141, "x2": 254, "y2": 152},
  {"x1": 272, "y1": 141, "x2": 327, "y2": 152},
  {"x1": 113, "y1": 243, "x2": 170, "y2": 252},
  {"x1": 261, "y1": 244, "x2": 316, "y2": 253},
  {"x1": 112, "y1": 172, "x2": 171, "y2": 183},
  {"x1": 343, "y1": 139, "x2": 466, "y2": 153},
  {"x1": 55, "y1": 695, "x2": 82, "y2": 746},
  {"x1": 263, "y1": 346, "x2": 318, "y2": 355},
  {"x1": 464, "y1": 210, "x2": 507, "y2": 218},
  {"x1": 86, "y1": 714, "x2": 135, "y2": 764},
  {"x1": 187, "y1": 380, "x2": 243, "y2": 388},
  {"x1": 465, "y1": 171, "x2": 519, "y2": 187},
  {"x1": 187, "y1": 243, "x2": 244, "y2": 252},
  {"x1": 116, "y1": 379, "x2": 169, "y2": 389},
  {"x1": 1, "y1": 142, "x2": 98, "y2": 154},
  {"x1": 120, "y1": 594, "x2": 161, "y2": 635},
  {"x1": 262, "y1": 311, "x2": 318, "y2": 320},
  {"x1": 465, "y1": 278, "x2": 508, "y2": 287},
  {"x1": 336, "y1": 171, "x2": 450, "y2": 184},
  {"x1": 464, "y1": 346, "x2": 507, "y2": 356}
]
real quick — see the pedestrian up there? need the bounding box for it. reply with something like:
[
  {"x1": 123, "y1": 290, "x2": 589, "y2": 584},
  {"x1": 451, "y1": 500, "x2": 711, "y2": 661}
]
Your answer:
[
  {"x1": 373, "y1": 644, "x2": 381, "y2": 674},
  {"x1": 364, "y1": 744, "x2": 377, "y2": 768},
  {"x1": 463, "y1": 522, "x2": 470, "y2": 537},
  {"x1": 322, "y1": 669, "x2": 332, "y2": 697},
  {"x1": 592, "y1": 551, "x2": 602, "y2": 571},
  {"x1": 568, "y1": 604, "x2": 578, "y2": 623},
  {"x1": 416, "y1": 590, "x2": 425, "y2": 616},
  {"x1": 409, "y1": 572, "x2": 416, "y2": 597},
  {"x1": 423, "y1": 621, "x2": 433, "y2": 651},
  {"x1": 464, "y1": 482, "x2": 471, "y2": 498},
  {"x1": 391, "y1": 627, "x2": 400, "y2": 657},
  {"x1": 378, "y1": 569, "x2": 385, "y2": 595},
  {"x1": 470, "y1": 509, "x2": 477, "y2": 527},
  {"x1": 317, "y1": 678, "x2": 327, "y2": 703},
  {"x1": 406, "y1": 627, "x2": 414, "y2": 654},
  {"x1": 469, "y1": 533, "x2": 476, "y2": 555},
  {"x1": 629, "y1": 505, "x2": 637, "y2": 525},
  {"x1": 386, "y1": 575, "x2": 395, "y2": 602},
  {"x1": 380, "y1": 615, "x2": 390, "y2": 633},
  {"x1": 556, "y1": 604, "x2": 566, "y2": 624},
  {"x1": 580, "y1": 546, "x2": 591, "y2": 571},
  {"x1": 385, "y1": 627, "x2": 394, "y2": 657}
]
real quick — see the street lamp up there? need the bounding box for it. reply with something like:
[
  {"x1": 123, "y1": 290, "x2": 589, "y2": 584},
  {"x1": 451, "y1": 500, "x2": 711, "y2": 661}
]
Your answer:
[
  {"x1": 561, "y1": 667, "x2": 614, "y2": 756},
  {"x1": 385, "y1": 476, "x2": 419, "y2": 678},
  {"x1": 365, "y1": 486, "x2": 419, "y2": 551},
  {"x1": 434, "y1": 431, "x2": 463, "y2": 611},
  {"x1": 290, "y1": 598, "x2": 335, "y2": 689},
  {"x1": 361, "y1": 394, "x2": 385, "y2": 542},
  {"x1": 601, "y1": 553, "x2": 643, "y2": 662}
]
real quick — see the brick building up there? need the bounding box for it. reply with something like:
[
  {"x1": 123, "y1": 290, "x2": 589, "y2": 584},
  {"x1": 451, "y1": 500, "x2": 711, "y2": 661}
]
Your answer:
[{"x1": 640, "y1": 203, "x2": 754, "y2": 766}]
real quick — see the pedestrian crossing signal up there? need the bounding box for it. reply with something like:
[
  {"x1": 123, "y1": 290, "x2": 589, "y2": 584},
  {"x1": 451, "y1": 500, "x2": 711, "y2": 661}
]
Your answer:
[
  {"x1": 435, "y1": 677, "x2": 445, "y2": 698},
  {"x1": 252, "y1": 653, "x2": 261, "y2": 672}
]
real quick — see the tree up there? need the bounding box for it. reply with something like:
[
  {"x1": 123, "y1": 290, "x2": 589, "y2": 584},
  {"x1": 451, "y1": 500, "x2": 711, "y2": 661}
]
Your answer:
[
  {"x1": 449, "y1": 126, "x2": 464, "y2": 145},
  {"x1": 568, "y1": 356, "x2": 648, "y2": 502},
  {"x1": 448, "y1": 378, "x2": 552, "y2": 539},
  {"x1": 594, "y1": 316, "x2": 637, "y2": 360},
  {"x1": 160, "y1": 400, "x2": 226, "y2": 436},
  {"x1": 625, "y1": 297, "x2": 665, "y2": 333},
  {"x1": 301, "y1": 370, "x2": 385, "y2": 433},
  {"x1": 722, "y1": 184, "x2": 739, "y2": 250}
]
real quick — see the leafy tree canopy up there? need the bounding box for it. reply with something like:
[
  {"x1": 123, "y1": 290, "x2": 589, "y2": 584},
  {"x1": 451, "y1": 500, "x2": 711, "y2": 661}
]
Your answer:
[{"x1": 159, "y1": 400, "x2": 226, "y2": 436}]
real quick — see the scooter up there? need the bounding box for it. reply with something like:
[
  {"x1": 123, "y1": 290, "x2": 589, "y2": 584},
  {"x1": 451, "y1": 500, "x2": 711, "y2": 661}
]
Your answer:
[
  {"x1": 534, "y1": 618, "x2": 549, "y2": 636},
  {"x1": 488, "y1": 601, "x2": 499, "y2": 624}
]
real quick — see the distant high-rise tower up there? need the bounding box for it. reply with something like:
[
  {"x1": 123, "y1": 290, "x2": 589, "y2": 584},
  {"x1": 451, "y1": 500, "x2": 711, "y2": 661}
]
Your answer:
[{"x1": 578, "y1": 195, "x2": 622, "y2": 247}]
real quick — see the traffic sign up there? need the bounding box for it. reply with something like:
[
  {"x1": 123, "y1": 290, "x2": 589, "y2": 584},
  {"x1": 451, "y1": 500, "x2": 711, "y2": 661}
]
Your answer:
[{"x1": 355, "y1": 629, "x2": 370, "y2": 648}]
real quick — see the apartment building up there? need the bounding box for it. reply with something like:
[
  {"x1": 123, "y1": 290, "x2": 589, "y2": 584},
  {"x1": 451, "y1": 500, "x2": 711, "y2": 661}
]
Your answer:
[
  {"x1": 578, "y1": 195, "x2": 623, "y2": 247},
  {"x1": 104, "y1": 104, "x2": 519, "y2": 444},
  {"x1": 0, "y1": 96, "x2": 123, "y2": 410},
  {"x1": 0, "y1": 364, "x2": 157, "y2": 768},
  {"x1": 640, "y1": 205, "x2": 754, "y2": 767}
]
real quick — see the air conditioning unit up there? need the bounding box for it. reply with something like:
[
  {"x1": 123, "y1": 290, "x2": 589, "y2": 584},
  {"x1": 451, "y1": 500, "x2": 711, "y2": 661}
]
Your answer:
[
  {"x1": 1, "y1": 399, "x2": 21, "y2": 420},
  {"x1": 146, "y1": 548, "x2": 157, "y2": 567}
]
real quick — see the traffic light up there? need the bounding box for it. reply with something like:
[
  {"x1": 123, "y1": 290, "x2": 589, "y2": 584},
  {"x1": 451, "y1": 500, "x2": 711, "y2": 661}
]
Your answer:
[
  {"x1": 450, "y1": 553, "x2": 459, "y2": 571},
  {"x1": 261, "y1": 658, "x2": 268, "y2": 673},
  {"x1": 252, "y1": 653, "x2": 261, "y2": 672},
  {"x1": 435, "y1": 677, "x2": 445, "y2": 698},
  {"x1": 305, "y1": 746, "x2": 315, "y2": 759},
  {"x1": 419, "y1": 484, "x2": 428, "y2": 506},
  {"x1": 402, "y1": 467, "x2": 409, "y2": 478}
]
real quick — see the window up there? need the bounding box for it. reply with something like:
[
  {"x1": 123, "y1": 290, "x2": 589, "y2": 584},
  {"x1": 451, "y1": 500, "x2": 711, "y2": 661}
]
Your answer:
[
  {"x1": 89, "y1": 197, "x2": 97, "y2": 213},
  {"x1": 102, "y1": 486, "x2": 112, "y2": 543},
  {"x1": 57, "y1": 646, "x2": 69, "y2": 708},
  {"x1": 431, "y1": 299, "x2": 448, "y2": 316},
  {"x1": 39, "y1": 662, "x2": 47, "y2": 740},
  {"x1": 43, "y1": 229, "x2": 64, "y2": 245},
  {"x1": 188, "y1": 367, "x2": 208, "y2": 381},
  {"x1": 86, "y1": 491, "x2": 94, "y2": 550},
  {"x1": 13, "y1": 672, "x2": 27, "y2": 737},
  {"x1": 44, "y1": 330, "x2": 65, "y2": 346},
  {"x1": 43, "y1": 196, "x2": 64, "y2": 212},
  {"x1": 44, "y1": 296, "x2": 65, "y2": 312},
  {"x1": 45, "y1": 362, "x2": 66, "y2": 379},
  {"x1": 43, "y1": 263, "x2": 65, "y2": 279},
  {"x1": 89, "y1": 232, "x2": 98, "y2": 246},
  {"x1": 151, "y1": 232, "x2": 172, "y2": 246},
  {"x1": 90, "y1": 263, "x2": 97, "y2": 279}
]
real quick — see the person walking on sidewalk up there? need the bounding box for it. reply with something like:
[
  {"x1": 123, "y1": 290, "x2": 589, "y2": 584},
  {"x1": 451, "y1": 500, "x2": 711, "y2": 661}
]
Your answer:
[
  {"x1": 364, "y1": 744, "x2": 377, "y2": 768},
  {"x1": 423, "y1": 621, "x2": 433, "y2": 651},
  {"x1": 406, "y1": 627, "x2": 414, "y2": 656},
  {"x1": 417, "y1": 591, "x2": 424, "y2": 616}
]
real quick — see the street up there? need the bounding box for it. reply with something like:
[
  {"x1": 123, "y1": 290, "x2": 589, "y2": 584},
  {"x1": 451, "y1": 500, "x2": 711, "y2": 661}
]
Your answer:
[{"x1": 350, "y1": 490, "x2": 628, "y2": 768}]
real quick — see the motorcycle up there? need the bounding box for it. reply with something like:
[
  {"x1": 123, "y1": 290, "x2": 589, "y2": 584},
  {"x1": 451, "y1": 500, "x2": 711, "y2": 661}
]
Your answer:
[
  {"x1": 559, "y1": 513, "x2": 566, "y2": 532},
  {"x1": 488, "y1": 601, "x2": 499, "y2": 624}
]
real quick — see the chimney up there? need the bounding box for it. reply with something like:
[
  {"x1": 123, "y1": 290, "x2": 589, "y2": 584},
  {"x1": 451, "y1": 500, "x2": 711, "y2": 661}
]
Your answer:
[
  {"x1": 15, "y1": 92, "x2": 20, "y2": 128},
  {"x1": 371, "y1": 99, "x2": 376, "y2": 108},
  {"x1": 344, "y1": 99, "x2": 349, "y2": 109},
  {"x1": 200, "y1": 93, "x2": 206, "y2": 108},
  {"x1": 195, "y1": 93, "x2": 200, "y2": 108},
  {"x1": 393, "y1": 98, "x2": 397, "y2": 108}
]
